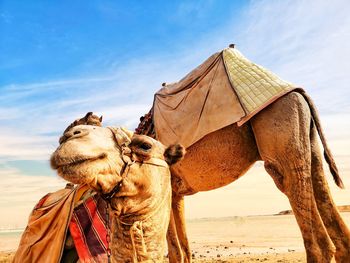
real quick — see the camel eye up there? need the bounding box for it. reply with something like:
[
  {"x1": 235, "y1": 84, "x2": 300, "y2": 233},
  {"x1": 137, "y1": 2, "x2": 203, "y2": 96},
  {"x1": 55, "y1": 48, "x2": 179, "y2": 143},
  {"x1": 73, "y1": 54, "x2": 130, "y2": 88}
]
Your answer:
[{"x1": 139, "y1": 143, "x2": 152, "y2": 151}]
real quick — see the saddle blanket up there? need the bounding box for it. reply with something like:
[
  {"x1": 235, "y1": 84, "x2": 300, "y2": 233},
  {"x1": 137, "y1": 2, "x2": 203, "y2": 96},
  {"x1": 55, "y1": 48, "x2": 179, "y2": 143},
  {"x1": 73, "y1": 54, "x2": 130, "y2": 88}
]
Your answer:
[
  {"x1": 153, "y1": 47, "x2": 302, "y2": 147},
  {"x1": 70, "y1": 194, "x2": 109, "y2": 263},
  {"x1": 13, "y1": 185, "x2": 109, "y2": 263}
]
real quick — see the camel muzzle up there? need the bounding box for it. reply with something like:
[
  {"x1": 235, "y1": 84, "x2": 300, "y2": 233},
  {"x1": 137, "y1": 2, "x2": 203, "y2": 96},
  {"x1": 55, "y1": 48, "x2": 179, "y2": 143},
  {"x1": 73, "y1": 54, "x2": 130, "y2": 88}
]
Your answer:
[{"x1": 101, "y1": 180, "x2": 123, "y2": 201}]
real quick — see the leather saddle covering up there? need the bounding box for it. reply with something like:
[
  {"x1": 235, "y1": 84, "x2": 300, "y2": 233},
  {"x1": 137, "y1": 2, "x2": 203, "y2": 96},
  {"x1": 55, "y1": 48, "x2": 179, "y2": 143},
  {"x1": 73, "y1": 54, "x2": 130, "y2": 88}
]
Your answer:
[
  {"x1": 153, "y1": 47, "x2": 301, "y2": 147},
  {"x1": 13, "y1": 185, "x2": 88, "y2": 263}
]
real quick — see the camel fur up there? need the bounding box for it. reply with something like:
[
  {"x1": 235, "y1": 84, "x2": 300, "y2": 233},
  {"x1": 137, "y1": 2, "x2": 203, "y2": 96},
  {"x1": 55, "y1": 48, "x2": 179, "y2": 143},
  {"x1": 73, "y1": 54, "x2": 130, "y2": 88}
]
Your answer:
[
  {"x1": 165, "y1": 91, "x2": 350, "y2": 263},
  {"x1": 65, "y1": 89, "x2": 350, "y2": 263},
  {"x1": 51, "y1": 124, "x2": 184, "y2": 262}
]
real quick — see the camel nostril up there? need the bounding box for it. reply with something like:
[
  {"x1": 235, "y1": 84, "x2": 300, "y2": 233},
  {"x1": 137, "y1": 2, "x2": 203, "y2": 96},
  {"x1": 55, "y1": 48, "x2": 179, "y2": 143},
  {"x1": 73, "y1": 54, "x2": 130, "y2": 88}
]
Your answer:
[{"x1": 60, "y1": 128, "x2": 87, "y2": 144}]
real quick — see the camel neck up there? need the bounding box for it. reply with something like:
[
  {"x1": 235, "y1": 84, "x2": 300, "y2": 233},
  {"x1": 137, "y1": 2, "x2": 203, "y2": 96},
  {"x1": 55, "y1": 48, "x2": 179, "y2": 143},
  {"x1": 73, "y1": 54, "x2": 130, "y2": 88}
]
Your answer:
[{"x1": 110, "y1": 203, "x2": 170, "y2": 262}]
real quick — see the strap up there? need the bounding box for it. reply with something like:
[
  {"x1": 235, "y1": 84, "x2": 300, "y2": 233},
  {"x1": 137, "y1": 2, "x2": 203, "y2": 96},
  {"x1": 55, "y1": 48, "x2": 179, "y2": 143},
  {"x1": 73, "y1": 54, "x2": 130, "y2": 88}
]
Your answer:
[{"x1": 138, "y1": 157, "x2": 168, "y2": 168}]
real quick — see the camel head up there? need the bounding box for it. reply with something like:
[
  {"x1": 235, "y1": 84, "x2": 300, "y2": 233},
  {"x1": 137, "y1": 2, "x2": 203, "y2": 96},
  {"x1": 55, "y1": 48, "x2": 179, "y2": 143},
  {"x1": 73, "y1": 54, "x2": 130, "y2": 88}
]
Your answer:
[{"x1": 51, "y1": 125, "x2": 185, "y2": 215}]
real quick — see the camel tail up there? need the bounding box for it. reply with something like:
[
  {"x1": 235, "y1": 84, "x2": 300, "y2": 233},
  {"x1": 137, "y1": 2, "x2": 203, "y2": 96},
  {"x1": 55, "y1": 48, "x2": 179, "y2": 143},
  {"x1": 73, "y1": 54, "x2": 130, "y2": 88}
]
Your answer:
[{"x1": 300, "y1": 90, "x2": 344, "y2": 189}]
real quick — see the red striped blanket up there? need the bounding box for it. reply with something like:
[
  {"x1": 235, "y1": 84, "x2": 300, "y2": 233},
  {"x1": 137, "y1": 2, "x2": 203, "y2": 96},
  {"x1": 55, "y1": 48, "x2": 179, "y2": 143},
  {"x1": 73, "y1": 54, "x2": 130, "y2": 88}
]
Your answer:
[{"x1": 70, "y1": 194, "x2": 109, "y2": 263}]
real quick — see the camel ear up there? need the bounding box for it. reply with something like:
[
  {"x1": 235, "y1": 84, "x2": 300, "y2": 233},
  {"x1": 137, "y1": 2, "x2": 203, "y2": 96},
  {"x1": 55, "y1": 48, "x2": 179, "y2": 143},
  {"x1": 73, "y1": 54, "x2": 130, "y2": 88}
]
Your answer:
[
  {"x1": 83, "y1": 112, "x2": 93, "y2": 120},
  {"x1": 164, "y1": 144, "x2": 185, "y2": 165},
  {"x1": 85, "y1": 112, "x2": 103, "y2": 127}
]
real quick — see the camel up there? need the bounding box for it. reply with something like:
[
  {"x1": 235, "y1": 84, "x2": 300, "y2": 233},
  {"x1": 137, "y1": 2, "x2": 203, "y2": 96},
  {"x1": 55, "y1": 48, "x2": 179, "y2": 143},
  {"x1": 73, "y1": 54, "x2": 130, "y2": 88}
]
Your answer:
[
  {"x1": 161, "y1": 91, "x2": 350, "y2": 263},
  {"x1": 65, "y1": 89, "x2": 350, "y2": 263},
  {"x1": 50, "y1": 124, "x2": 185, "y2": 262}
]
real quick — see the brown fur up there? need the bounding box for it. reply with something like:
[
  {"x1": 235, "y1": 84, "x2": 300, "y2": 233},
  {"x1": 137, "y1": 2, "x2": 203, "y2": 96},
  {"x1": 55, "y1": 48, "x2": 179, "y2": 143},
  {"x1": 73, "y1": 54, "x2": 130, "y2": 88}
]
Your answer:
[
  {"x1": 164, "y1": 144, "x2": 186, "y2": 165},
  {"x1": 51, "y1": 125, "x2": 184, "y2": 262},
  {"x1": 300, "y1": 91, "x2": 344, "y2": 188},
  {"x1": 165, "y1": 92, "x2": 350, "y2": 263}
]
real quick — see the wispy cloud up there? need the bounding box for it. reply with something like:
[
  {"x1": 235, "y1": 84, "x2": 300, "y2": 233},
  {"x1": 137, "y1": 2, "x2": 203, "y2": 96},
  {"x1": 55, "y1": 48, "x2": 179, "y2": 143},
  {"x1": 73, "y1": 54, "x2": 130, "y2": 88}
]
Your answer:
[
  {"x1": 1, "y1": 0, "x2": 349, "y2": 161},
  {"x1": 0, "y1": 40, "x2": 228, "y2": 161},
  {"x1": 231, "y1": 0, "x2": 350, "y2": 113},
  {"x1": 0, "y1": 129, "x2": 56, "y2": 161},
  {"x1": 1, "y1": 0, "x2": 349, "y2": 162},
  {"x1": 185, "y1": 0, "x2": 350, "y2": 218},
  {"x1": 1, "y1": 0, "x2": 350, "y2": 222},
  {"x1": 0, "y1": 166, "x2": 65, "y2": 228},
  {"x1": 173, "y1": 0, "x2": 214, "y2": 20}
]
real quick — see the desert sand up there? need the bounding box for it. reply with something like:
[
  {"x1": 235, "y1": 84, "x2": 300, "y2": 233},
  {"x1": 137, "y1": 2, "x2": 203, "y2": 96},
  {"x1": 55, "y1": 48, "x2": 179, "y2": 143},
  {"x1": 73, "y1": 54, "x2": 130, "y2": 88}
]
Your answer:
[
  {"x1": 1, "y1": 213, "x2": 349, "y2": 262},
  {"x1": 0, "y1": 252, "x2": 305, "y2": 263}
]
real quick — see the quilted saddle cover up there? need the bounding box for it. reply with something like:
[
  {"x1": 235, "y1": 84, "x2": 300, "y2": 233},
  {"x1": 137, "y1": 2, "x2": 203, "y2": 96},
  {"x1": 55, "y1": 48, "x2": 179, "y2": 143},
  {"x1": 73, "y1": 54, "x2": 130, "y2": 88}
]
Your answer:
[{"x1": 153, "y1": 47, "x2": 301, "y2": 147}]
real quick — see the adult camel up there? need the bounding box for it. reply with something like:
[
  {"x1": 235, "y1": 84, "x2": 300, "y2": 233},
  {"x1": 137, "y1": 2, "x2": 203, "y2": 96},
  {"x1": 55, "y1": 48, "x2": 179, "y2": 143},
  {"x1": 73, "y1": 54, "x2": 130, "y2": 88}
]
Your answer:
[
  {"x1": 53, "y1": 125, "x2": 184, "y2": 262},
  {"x1": 15, "y1": 122, "x2": 185, "y2": 263},
  {"x1": 67, "y1": 90, "x2": 350, "y2": 263},
  {"x1": 162, "y1": 91, "x2": 350, "y2": 263}
]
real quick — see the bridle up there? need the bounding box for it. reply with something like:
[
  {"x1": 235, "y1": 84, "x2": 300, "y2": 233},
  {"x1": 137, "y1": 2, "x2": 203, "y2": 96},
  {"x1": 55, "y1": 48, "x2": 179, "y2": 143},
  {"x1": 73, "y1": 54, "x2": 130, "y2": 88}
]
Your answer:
[
  {"x1": 101, "y1": 127, "x2": 169, "y2": 201},
  {"x1": 100, "y1": 127, "x2": 170, "y2": 263}
]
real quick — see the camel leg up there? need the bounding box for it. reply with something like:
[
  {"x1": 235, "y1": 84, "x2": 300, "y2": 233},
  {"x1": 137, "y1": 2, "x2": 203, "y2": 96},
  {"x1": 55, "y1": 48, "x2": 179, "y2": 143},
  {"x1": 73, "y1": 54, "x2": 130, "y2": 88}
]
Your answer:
[
  {"x1": 263, "y1": 158, "x2": 335, "y2": 262},
  {"x1": 251, "y1": 92, "x2": 335, "y2": 262},
  {"x1": 172, "y1": 195, "x2": 191, "y2": 263},
  {"x1": 310, "y1": 126, "x2": 350, "y2": 262},
  {"x1": 167, "y1": 209, "x2": 184, "y2": 263}
]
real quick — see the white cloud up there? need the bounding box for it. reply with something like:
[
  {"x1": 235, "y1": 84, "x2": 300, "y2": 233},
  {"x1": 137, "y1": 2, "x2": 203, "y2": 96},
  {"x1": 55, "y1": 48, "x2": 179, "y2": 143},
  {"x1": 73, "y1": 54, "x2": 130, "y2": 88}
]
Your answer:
[
  {"x1": 1, "y1": 0, "x2": 350, "y2": 222},
  {"x1": 173, "y1": 0, "x2": 214, "y2": 20},
  {"x1": 5, "y1": 0, "x2": 347, "y2": 159},
  {"x1": 0, "y1": 129, "x2": 56, "y2": 161},
  {"x1": 0, "y1": 36, "x2": 229, "y2": 161},
  {"x1": 184, "y1": 0, "x2": 350, "y2": 218},
  {"x1": 0, "y1": 107, "x2": 22, "y2": 120},
  {"x1": 232, "y1": 0, "x2": 350, "y2": 113},
  {"x1": 0, "y1": 167, "x2": 65, "y2": 228}
]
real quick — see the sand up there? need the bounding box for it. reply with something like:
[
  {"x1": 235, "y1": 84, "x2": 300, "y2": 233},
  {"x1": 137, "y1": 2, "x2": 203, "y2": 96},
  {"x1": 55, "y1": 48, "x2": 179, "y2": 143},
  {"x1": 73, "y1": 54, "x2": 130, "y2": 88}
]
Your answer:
[
  {"x1": 1, "y1": 213, "x2": 349, "y2": 262},
  {"x1": 0, "y1": 251, "x2": 305, "y2": 263},
  {"x1": 187, "y1": 215, "x2": 307, "y2": 262}
]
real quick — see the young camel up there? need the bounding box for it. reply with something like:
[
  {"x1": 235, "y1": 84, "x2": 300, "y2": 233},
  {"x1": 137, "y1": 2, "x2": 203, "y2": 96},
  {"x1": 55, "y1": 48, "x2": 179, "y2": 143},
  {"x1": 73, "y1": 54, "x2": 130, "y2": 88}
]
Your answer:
[{"x1": 50, "y1": 125, "x2": 185, "y2": 262}]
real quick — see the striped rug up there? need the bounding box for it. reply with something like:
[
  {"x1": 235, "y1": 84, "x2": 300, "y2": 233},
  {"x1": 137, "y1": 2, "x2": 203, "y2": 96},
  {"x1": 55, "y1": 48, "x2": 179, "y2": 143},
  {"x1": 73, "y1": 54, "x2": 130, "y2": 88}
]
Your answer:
[{"x1": 70, "y1": 194, "x2": 109, "y2": 263}]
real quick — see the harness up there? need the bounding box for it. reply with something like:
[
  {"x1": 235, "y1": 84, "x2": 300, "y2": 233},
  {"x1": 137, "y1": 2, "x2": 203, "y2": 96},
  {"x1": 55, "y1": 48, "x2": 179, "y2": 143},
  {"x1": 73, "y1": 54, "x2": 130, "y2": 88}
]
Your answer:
[
  {"x1": 101, "y1": 127, "x2": 170, "y2": 262},
  {"x1": 102, "y1": 127, "x2": 168, "y2": 200}
]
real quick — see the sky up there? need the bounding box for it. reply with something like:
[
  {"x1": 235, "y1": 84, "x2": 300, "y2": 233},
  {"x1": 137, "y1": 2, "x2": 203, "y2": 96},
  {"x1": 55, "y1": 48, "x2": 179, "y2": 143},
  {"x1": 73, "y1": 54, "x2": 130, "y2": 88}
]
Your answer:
[{"x1": 1, "y1": 0, "x2": 350, "y2": 228}]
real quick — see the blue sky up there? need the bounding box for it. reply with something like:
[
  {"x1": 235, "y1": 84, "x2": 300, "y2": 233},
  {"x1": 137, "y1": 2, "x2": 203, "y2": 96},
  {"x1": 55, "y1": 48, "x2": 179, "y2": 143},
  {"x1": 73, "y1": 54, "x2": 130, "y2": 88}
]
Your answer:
[
  {"x1": 1, "y1": 0, "x2": 350, "y2": 226},
  {"x1": 0, "y1": 1, "x2": 245, "y2": 85}
]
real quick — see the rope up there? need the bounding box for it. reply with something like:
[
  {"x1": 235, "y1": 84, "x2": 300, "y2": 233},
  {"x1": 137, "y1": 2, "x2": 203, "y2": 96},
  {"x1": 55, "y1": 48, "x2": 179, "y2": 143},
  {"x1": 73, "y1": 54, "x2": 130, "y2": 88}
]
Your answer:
[
  {"x1": 103, "y1": 126, "x2": 171, "y2": 262},
  {"x1": 117, "y1": 185, "x2": 171, "y2": 262}
]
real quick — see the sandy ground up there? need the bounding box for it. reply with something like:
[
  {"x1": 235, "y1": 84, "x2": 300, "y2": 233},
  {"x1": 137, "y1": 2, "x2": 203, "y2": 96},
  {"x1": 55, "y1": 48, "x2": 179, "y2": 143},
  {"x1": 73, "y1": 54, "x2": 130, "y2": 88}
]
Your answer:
[
  {"x1": 1, "y1": 213, "x2": 349, "y2": 262},
  {"x1": 186, "y1": 215, "x2": 307, "y2": 262},
  {"x1": 0, "y1": 251, "x2": 305, "y2": 263}
]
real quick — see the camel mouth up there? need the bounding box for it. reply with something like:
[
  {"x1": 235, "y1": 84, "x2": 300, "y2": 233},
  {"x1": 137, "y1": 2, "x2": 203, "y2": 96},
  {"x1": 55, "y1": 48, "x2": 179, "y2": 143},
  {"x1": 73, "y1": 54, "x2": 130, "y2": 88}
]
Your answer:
[
  {"x1": 100, "y1": 180, "x2": 123, "y2": 199},
  {"x1": 51, "y1": 153, "x2": 107, "y2": 170}
]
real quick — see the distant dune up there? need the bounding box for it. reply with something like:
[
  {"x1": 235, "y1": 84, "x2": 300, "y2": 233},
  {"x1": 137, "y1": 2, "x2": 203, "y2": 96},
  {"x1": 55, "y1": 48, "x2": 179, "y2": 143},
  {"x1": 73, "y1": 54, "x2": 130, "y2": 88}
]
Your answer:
[{"x1": 276, "y1": 205, "x2": 350, "y2": 215}]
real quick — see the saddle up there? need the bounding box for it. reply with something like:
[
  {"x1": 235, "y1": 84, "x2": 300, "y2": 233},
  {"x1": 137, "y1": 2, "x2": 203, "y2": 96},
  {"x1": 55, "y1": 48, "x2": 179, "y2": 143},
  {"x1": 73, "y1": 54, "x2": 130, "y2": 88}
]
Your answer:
[
  {"x1": 13, "y1": 184, "x2": 108, "y2": 263},
  {"x1": 137, "y1": 46, "x2": 302, "y2": 148}
]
